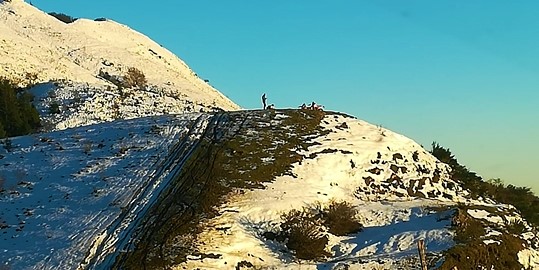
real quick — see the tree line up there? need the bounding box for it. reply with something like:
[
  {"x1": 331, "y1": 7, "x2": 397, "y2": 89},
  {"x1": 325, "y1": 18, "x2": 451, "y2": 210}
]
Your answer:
[{"x1": 431, "y1": 142, "x2": 539, "y2": 227}]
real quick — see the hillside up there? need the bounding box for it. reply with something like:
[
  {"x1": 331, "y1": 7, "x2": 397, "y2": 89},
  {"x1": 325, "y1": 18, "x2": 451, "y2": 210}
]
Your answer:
[
  {"x1": 1, "y1": 1, "x2": 539, "y2": 269},
  {"x1": 1, "y1": 110, "x2": 538, "y2": 269},
  {"x1": 0, "y1": 0, "x2": 239, "y2": 131}
]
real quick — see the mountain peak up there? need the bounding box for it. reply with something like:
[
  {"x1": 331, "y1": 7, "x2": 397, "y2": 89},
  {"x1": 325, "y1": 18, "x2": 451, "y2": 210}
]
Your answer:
[
  {"x1": 2, "y1": 2, "x2": 539, "y2": 269},
  {"x1": 1, "y1": 0, "x2": 239, "y2": 130}
]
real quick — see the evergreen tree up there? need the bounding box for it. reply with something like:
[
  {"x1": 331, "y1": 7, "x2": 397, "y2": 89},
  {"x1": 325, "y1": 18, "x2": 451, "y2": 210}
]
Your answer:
[
  {"x1": 0, "y1": 78, "x2": 41, "y2": 137},
  {"x1": 17, "y1": 90, "x2": 41, "y2": 132},
  {"x1": 0, "y1": 79, "x2": 24, "y2": 135},
  {"x1": 0, "y1": 120, "x2": 5, "y2": 138},
  {"x1": 431, "y1": 142, "x2": 482, "y2": 189},
  {"x1": 431, "y1": 142, "x2": 539, "y2": 227}
]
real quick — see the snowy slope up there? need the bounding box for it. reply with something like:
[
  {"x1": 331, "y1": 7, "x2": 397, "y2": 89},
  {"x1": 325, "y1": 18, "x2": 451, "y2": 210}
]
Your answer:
[
  {"x1": 0, "y1": 114, "x2": 210, "y2": 269},
  {"x1": 1, "y1": 1, "x2": 538, "y2": 268},
  {"x1": 0, "y1": 0, "x2": 239, "y2": 130},
  {"x1": 174, "y1": 111, "x2": 539, "y2": 270},
  {"x1": 179, "y1": 112, "x2": 463, "y2": 269},
  {"x1": 1, "y1": 110, "x2": 538, "y2": 269}
]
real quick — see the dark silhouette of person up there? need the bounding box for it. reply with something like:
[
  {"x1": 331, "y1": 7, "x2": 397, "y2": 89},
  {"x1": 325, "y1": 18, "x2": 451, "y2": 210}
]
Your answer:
[{"x1": 262, "y1": 93, "x2": 267, "y2": 109}]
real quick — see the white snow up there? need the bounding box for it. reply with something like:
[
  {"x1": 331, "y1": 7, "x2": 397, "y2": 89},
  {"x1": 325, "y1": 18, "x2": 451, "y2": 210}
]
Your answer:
[
  {"x1": 1, "y1": 1, "x2": 538, "y2": 269},
  {"x1": 0, "y1": 113, "x2": 209, "y2": 269},
  {"x1": 467, "y1": 208, "x2": 509, "y2": 227},
  {"x1": 1, "y1": 110, "x2": 538, "y2": 269},
  {"x1": 178, "y1": 113, "x2": 462, "y2": 269},
  {"x1": 518, "y1": 248, "x2": 539, "y2": 270},
  {"x1": 0, "y1": 0, "x2": 239, "y2": 131}
]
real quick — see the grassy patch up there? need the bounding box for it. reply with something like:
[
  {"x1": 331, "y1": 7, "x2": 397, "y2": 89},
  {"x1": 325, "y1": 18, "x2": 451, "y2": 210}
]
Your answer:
[{"x1": 114, "y1": 109, "x2": 328, "y2": 268}]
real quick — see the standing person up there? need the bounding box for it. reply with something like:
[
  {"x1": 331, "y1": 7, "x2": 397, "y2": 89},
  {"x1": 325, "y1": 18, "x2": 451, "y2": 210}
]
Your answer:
[{"x1": 262, "y1": 93, "x2": 267, "y2": 109}]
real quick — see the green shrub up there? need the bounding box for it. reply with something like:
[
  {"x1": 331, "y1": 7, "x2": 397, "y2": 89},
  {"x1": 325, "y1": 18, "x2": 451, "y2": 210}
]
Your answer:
[
  {"x1": 431, "y1": 142, "x2": 539, "y2": 228},
  {"x1": 439, "y1": 207, "x2": 525, "y2": 270},
  {"x1": 276, "y1": 201, "x2": 362, "y2": 260},
  {"x1": 0, "y1": 78, "x2": 41, "y2": 137},
  {"x1": 451, "y1": 208, "x2": 486, "y2": 243},
  {"x1": 506, "y1": 219, "x2": 526, "y2": 235},
  {"x1": 322, "y1": 200, "x2": 362, "y2": 236},
  {"x1": 280, "y1": 209, "x2": 330, "y2": 260},
  {"x1": 49, "y1": 102, "x2": 61, "y2": 114},
  {"x1": 0, "y1": 122, "x2": 5, "y2": 139}
]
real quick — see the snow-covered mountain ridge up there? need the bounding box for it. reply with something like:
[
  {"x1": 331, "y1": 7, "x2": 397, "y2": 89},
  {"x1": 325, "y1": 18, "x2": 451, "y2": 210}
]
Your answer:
[
  {"x1": 0, "y1": 0, "x2": 239, "y2": 131},
  {"x1": 1, "y1": 1, "x2": 539, "y2": 269},
  {"x1": 1, "y1": 110, "x2": 538, "y2": 269}
]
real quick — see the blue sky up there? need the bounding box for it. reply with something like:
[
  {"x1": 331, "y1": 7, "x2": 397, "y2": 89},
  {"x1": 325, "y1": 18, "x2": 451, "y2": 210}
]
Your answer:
[{"x1": 30, "y1": 0, "x2": 539, "y2": 193}]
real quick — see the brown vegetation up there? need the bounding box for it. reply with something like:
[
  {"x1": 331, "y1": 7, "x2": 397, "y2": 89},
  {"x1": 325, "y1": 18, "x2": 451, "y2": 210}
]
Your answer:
[
  {"x1": 114, "y1": 109, "x2": 328, "y2": 268},
  {"x1": 438, "y1": 207, "x2": 526, "y2": 270},
  {"x1": 322, "y1": 200, "x2": 362, "y2": 236},
  {"x1": 280, "y1": 209, "x2": 330, "y2": 260},
  {"x1": 123, "y1": 67, "x2": 147, "y2": 89}
]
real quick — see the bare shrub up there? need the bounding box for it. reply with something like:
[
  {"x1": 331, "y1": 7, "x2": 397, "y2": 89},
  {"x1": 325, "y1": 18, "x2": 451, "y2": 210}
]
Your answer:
[
  {"x1": 322, "y1": 200, "x2": 362, "y2": 236},
  {"x1": 24, "y1": 72, "x2": 38, "y2": 87},
  {"x1": 280, "y1": 209, "x2": 329, "y2": 260},
  {"x1": 123, "y1": 67, "x2": 147, "y2": 89}
]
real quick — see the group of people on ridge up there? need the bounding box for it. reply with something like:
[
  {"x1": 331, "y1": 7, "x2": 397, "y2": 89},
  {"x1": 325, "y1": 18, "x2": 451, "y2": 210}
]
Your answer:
[
  {"x1": 261, "y1": 93, "x2": 323, "y2": 111},
  {"x1": 299, "y1": 102, "x2": 324, "y2": 111}
]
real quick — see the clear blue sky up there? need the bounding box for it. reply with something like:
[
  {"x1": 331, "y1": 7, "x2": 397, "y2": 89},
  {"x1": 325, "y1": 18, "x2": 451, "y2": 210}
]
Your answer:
[{"x1": 30, "y1": 0, "x2": 539, "y2": 194}]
